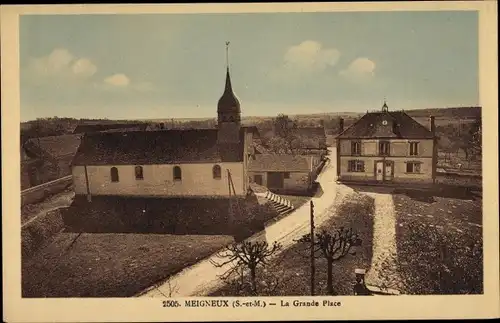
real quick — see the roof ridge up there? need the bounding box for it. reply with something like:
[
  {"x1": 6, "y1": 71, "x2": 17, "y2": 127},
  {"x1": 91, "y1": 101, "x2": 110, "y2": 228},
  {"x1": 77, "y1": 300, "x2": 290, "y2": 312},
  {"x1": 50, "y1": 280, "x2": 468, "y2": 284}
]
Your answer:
[{"x1": 335, "y1": 113, "x2": 369, "y2": 138}]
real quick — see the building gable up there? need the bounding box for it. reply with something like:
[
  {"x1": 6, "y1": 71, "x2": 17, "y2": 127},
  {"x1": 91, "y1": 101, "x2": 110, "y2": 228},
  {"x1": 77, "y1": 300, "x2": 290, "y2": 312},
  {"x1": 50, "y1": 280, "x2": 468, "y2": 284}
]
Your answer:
[{"x1": 337, "y1": 110, "x2": 434, "y2": 139}]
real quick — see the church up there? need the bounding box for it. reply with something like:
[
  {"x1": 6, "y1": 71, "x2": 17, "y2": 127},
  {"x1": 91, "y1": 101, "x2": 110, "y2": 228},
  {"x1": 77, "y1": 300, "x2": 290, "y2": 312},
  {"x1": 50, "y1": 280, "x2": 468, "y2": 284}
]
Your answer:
[{"x1": 71, "y1": 52, "x2": 256, "y2": 200}]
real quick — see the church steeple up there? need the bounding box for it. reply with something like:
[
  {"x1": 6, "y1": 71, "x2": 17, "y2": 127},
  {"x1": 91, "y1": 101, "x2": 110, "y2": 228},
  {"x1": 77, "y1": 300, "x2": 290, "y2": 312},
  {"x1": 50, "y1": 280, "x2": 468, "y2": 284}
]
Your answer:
[
  {"x1": 217, "y1": 41, "x2": 241, "y2": 116},
  {"x1": 217, "y1": 41, "x2": 241, "y2": 144}
]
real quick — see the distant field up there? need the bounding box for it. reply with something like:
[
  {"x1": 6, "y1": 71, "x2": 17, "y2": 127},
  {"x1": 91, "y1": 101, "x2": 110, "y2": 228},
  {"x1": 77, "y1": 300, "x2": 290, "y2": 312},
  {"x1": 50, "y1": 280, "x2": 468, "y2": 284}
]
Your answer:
[{"x1": 21, "y1": 106, "x2": 481, "y2": 128}]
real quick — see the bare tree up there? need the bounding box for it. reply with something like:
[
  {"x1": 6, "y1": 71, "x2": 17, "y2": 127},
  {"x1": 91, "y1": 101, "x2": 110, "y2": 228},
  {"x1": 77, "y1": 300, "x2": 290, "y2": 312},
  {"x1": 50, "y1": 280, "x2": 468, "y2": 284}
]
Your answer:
[
  {"x1": 297, "y1": 227, "x2": 362, "y2": 295},
  {"x1": 155, "y1": 280, "x2": 179, "y2": 297},
  {"x1": 210, "y1": 240, "x2": 282, "y2": 295}
]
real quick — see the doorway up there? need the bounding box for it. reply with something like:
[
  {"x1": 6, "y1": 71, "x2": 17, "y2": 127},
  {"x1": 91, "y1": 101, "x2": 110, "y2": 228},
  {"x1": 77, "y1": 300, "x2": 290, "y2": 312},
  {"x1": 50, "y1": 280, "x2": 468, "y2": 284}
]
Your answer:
[
  {"x1": 384, "y1": 161, "x2": 394, "y2": 181},
  {"x1": 375, "y1": 162, "x2": 384, "y2": 181},
  {"x1": 375, "y1": 160, "x2": 394, "y2": 182},
  {"x1": 267, "y1": 172, "x2": 284, "y2": 189}
]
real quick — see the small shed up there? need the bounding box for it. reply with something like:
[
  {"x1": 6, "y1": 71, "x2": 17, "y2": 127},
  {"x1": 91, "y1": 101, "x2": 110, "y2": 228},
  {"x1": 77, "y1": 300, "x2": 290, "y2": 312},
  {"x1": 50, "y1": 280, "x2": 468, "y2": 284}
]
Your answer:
[{"x1": 248, "y1": 154, "x2": 314, "y2": 194}]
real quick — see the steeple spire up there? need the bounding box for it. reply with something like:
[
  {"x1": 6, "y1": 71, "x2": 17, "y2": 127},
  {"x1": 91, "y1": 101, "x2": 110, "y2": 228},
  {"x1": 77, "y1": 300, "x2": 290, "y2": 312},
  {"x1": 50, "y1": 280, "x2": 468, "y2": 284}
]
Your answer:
[
  {"x1": 217, "y1": 41, "x2": 240, "y2": 115},
  {"x1": 224, "y1": 41, "x2": 233, "y2": 94},
  {"x1": 225, "y1": 41, "x2": 230, "y2": 70}
]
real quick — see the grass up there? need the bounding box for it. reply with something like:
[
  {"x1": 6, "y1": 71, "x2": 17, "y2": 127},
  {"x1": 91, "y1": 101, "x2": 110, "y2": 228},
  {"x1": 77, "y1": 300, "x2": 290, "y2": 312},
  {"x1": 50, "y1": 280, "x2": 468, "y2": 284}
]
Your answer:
[
  {"x1": 392, "y1": 193, "x2": 483, "y2": 294},
  {"x1": 210, "y1": 190, "x2": 375, "y2": 296},
  {"x1": 22, "y1": 233, "x2": 233, "y2": 297}
]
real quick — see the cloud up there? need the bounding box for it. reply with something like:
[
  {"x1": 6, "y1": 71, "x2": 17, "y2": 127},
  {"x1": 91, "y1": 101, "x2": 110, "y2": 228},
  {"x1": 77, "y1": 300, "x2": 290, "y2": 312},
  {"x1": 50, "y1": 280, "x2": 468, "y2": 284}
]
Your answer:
[
  {"x1": 269, "y1": 40, "x2": 341, "y2": 84},
  {"x1": 339, "y1": 57, "x2": 376, "y2": 83},
  {"x1": 283, "y1": 40, "x2": 341, "y2": 72},
  {"x1": 99, "y1": 74, "x2": 156, "y2": 92},
  {"x1": 71, "y1": 58, "x2": 98, "y2": 78},
  {"x1": 27, "y1": 48, "x2": 97, "y2": 80},
  {"x1": 104, "y1": 73, "x2": 130, "y2": 87}
]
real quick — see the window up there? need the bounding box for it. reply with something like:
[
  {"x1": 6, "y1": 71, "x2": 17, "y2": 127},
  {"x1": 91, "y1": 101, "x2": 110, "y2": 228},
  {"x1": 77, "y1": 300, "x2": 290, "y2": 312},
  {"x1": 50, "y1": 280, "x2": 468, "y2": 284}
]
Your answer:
[
  {"x1": 348, "y1": 160, "x2": 365, "y2": 172},
  {"x1": 379, "y1": 141, "x2": 390, "y2": 156},
  {"x1": 351, "y1": 141, "x2": 361, "y2": 155},
  {"x1": 135, "y1": 166, "x2": 144, "y2": 180},
  {"x1": 173, "y1": 166, "x2": 182, "y2": 181},
  {"x1": 212, "y1": 164, "x2": 222, "y2": 179},
  {"x1": 283, "y1": 172, "x2": 290, "y2": 179},
  {"x1": 110, "y1": 167, "x2": 119, "y2": 182},
  {"x1": 409, "y1": 142, "x2": 419, "y2": 156},
  {"x1": 406, "y1": 162, "x2": 421, "y2": 173}
]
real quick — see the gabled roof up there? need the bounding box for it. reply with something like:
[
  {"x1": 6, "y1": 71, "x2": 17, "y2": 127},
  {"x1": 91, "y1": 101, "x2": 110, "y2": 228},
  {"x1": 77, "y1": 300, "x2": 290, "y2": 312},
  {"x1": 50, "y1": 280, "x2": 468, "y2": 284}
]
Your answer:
[
  {"x1": 72, "y1": 123, "x2": 147, "y2": 134},
  {"x1": 72, "y1": 128, "x2": 246, "y2": 166},
  {"x1": 24, "y1": 134, "x2": 83, "y2": 159},
  {"x1": 248, "y1": 154, "x2": 312, "y2": 172},
  {"x1": 336, "y1": 110, "x2": 434, "y2": 139},
  {"x1": 293, "y1": 127, "x2": 326, "y2": 138}
]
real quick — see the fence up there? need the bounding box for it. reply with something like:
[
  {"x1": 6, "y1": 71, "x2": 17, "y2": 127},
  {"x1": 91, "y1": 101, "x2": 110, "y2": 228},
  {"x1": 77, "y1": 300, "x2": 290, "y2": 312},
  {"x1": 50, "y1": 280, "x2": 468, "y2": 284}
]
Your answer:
[{"x1": 21, "y1": 175, "x2": 73, "y2": 207}]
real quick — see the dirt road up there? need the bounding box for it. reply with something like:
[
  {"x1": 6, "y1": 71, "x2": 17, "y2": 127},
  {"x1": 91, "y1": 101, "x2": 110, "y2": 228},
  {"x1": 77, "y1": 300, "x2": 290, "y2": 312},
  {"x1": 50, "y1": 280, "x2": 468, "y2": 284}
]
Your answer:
[{"x1": 139, "y1": 147, "x2": 354, "y2": 297}]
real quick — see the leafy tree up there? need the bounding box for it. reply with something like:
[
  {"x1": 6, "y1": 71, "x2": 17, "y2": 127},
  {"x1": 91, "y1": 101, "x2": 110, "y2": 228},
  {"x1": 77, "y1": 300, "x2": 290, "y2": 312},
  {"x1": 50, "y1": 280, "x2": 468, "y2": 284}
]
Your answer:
[{"x1": 273, "y1": 114, "x2": 298, "y2": 154}]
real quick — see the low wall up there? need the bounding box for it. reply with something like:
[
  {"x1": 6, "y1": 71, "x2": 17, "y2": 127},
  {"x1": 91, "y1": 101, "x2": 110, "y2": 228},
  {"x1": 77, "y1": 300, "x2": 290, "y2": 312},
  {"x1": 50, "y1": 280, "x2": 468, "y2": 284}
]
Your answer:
[
  {"x1": 21, "y1": 208, "x2": 66, "y2": 259},
  {"x1": 436, "y1": 171, "x2": 482, "y2": 189},
  {"x1": 21, "y1": 175, "x2": 73, "y2": 207}
]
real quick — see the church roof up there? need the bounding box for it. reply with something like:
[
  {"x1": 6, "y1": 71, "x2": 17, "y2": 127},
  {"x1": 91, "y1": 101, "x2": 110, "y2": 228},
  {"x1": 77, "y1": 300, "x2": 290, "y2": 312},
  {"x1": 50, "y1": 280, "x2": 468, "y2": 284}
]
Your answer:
[
  {"x1": 217, "y1": 68, "x2": 240, "y2": 115},
  {"x1": 72, "y1": 128, "x2": 246, "y2": 166},
  {"x1": 336, "y1": 109, "x2": 434, "y2": 139},
  {"x1": 72, "y1": 123, "x2": 147, "y2": 134}
]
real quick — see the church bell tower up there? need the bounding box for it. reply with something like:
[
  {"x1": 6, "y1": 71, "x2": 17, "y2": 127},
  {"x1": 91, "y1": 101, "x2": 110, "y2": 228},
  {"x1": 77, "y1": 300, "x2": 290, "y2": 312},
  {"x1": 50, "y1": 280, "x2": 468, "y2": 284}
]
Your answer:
[{"x1": 217, "y1": 41, "x2": 241, "y2": 144}]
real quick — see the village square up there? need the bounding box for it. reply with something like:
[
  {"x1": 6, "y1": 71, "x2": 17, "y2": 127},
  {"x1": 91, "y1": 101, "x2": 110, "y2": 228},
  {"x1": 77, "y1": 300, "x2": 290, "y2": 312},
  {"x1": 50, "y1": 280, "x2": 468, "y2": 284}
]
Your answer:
[{"x1": 18, "y1": 12, "x2": 483, "y2": 298}]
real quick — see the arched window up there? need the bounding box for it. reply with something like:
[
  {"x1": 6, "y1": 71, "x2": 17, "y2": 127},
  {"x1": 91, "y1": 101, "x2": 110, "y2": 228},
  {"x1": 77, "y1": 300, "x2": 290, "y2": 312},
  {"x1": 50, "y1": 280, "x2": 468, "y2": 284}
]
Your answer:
[
  {"x1": 173, "y1": 166, "x2": 182, "y2": 181},
  {"x1": 135, "y1": 166, "x2": 144, "y2": 180},
  {"x1": 212, "y1": 164, "x2": 222, "y2": 179},
  {"x1": 110, "y1": 167, "x2": 119, "y2": 182}
]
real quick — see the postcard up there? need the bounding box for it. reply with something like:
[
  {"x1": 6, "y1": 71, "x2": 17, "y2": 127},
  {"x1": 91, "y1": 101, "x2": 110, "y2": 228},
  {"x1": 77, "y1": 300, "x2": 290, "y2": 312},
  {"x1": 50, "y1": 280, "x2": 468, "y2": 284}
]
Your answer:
[{"x1": 2, "y1": 1, "x2": 499, "y2": 322}]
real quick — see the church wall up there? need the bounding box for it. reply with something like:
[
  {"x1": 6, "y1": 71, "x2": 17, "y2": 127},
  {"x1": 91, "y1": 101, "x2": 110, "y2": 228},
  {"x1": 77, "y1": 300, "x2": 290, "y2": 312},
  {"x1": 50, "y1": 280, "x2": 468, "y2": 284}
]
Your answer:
[{"x1": 72, "y1": 162, "x2": 246, "y2": 197}]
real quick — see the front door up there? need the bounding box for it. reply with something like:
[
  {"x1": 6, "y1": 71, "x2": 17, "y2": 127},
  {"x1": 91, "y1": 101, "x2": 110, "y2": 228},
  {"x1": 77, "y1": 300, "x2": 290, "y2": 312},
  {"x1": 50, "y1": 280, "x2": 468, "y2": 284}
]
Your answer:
[
  {"x1": 254, "y1": 174, "x2": 263, "y2": 186},
  {"x1": 384, "y1": 161, "x2": 393, "y2": 181},
  {"x1": 375, "y1": 162, "x2": 384, "y2": 181},
  {"x1": 267, "y1": 172, "x2": 284, "y2": 189}
]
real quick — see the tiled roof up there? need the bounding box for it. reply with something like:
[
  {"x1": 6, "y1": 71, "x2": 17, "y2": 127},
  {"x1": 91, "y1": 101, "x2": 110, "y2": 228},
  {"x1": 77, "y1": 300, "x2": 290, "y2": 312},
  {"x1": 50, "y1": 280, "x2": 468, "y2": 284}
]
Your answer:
[
  {"x1": 248, "y1": 154, "x2": 312, "y2": 172},
  {"x1": 24, "y1": 134, "x2": 83, "y2": 159},
  {"x1": 72, "y1": 128, "x2": 246, "y2": 165},
  {"x1": 293, "y1": 127, "x2": 326, "y2": 138},
  {"x1": 72, "y1": 123, "x2": 147, "y2": 134},
  {"x1": 336, "y1": 111, "x2": 434, "y2": 139}
]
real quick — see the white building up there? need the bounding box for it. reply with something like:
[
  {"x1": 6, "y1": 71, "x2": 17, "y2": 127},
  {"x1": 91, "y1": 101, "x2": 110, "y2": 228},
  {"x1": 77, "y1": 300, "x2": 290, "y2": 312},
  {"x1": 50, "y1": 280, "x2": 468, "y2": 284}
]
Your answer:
[{"x1": 71, "y1": 65, "x2": 257, "y2": 199}]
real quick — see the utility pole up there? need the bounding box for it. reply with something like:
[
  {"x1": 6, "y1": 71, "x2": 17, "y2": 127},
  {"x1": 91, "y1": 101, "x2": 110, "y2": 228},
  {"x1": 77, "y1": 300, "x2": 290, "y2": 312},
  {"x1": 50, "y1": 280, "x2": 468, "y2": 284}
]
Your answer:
[{"x1": 310, "y1": 200, "x2": 315, "y2": 296}]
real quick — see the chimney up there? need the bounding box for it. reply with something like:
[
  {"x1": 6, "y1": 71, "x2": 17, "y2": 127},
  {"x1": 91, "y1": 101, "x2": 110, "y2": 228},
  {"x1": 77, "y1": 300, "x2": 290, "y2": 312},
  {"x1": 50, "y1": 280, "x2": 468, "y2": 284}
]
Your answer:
[
  {"x1": 339, "y1": 118, "x2": 344, "y2": 133},
  {"x1": 430, "y1": 116, "x2": 435, "y2": 134}
]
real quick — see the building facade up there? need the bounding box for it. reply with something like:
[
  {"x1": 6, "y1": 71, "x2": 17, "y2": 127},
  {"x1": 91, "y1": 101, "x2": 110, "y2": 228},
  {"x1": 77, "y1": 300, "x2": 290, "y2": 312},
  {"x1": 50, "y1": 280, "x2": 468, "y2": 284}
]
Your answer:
[
  {"x1": 336, "y1": 102, "x2": 437, "y2": 185},
  {"x1": 248, "y1": 154, "x2": 316, "y2": 194},
  {"x1": 71, "y1": 62, "x2": 255, "y2": 199}
]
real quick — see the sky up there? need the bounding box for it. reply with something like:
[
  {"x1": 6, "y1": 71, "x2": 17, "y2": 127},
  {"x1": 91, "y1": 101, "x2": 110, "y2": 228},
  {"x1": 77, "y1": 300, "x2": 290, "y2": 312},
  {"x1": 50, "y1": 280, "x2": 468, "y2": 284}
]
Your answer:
[{"x1": 20, "y1": 11, "x2": 479, "y2": 121}]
